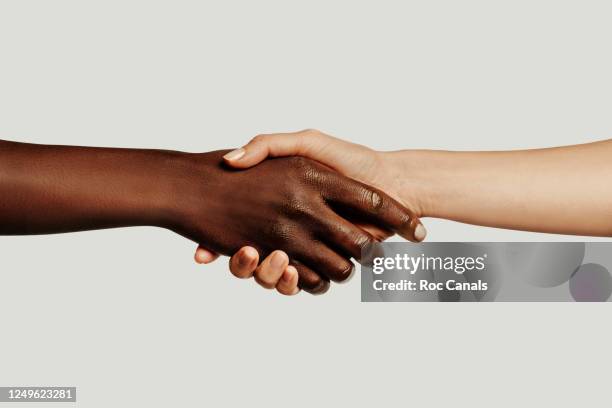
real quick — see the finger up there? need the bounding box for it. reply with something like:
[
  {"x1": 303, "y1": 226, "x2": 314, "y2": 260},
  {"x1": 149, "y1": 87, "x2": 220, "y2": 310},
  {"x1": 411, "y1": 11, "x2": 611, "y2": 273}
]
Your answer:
[
  {"x1": 228, "y1": 246, "x2": 259, "y2": 279},
  {"x1": 194, "y1": 246, "x2": 220, "y2": 264},
  {"x1": 222, "y1": 129, "x2": 345, "y2": 168},
  {"x1": 254, "y1": 250, "x2": 289, "y2": 289},
  {"x1": 292, "y1": 260, "x2": 330, "y2": 295},
  {"x1": 311, "y1": 206, "x2": 378, "y2": 261},
  {"x1": 276, "y1": 266, "x2": 300, "y2": 296},
  {"x1": 354, "y1": 221, "x2": 393, "y2": 242},
  {"x1": 322, "y1": 176, "x2": 427, "y2": 242},
  {"x1": 290, "y1": 240, "x2": 354, "y2": 283}
]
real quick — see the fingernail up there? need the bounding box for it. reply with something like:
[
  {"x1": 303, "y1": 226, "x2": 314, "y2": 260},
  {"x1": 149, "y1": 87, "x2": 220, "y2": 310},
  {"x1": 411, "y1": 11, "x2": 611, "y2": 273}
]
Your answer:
[
  {"x1": 271, "y1": 252, "x2": 287, "y2": 269},
  {"x1": 415, "y1": 224, "x2": 427, "y2": 242},
  {"x1": 282, "y1": 271, "x2": 293, "y2": 283},
  {"x1": 223, "y1": 148, "x2": 245, "y2": 161}
]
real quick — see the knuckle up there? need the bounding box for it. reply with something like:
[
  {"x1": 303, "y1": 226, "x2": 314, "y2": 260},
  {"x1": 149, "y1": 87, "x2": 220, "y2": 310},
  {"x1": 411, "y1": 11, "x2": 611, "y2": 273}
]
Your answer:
[
  {"x1": 291, "y1": 202, "x2": 317, "y2": 220},
  {"x1": 278, "y1": 187, "x2": 317, "y2": 220},
  {"x1": 353, "y1": 232, "x2": 375, "y2": 253},
  {"x1": 251, "y1": 134, "x2": 268, "y2": 144},
  {"x1": 264, "y1": 221, "x2": 294, "y2": 243},
  {"x1": 287, "y1": 157, "x2": 326, "y2": 186},
  {"x1": 364, "y1": 189, "x2": 384, "y2": 213},
  {"x1": 278, "y1": 186, "x2": 323, "y2": 220},
  {"x1": 300, "y1": 128, "x2": 321, "y2": 136},
  {"x1": 392, "y1": 210, "x2": 413, "y2": 234}
]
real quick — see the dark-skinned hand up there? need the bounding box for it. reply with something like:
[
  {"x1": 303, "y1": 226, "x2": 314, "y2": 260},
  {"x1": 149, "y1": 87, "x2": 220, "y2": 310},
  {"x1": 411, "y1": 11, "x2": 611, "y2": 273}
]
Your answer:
[{"x1": 173, "y1": 150, "x2": 421, "y2": 294}]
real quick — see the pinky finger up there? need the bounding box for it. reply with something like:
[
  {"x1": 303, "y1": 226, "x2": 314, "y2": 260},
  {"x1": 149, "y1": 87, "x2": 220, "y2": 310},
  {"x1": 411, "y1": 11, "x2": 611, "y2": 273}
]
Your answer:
[{"x1": 276, "y1": 266, "x2": 300, "y2": 296}]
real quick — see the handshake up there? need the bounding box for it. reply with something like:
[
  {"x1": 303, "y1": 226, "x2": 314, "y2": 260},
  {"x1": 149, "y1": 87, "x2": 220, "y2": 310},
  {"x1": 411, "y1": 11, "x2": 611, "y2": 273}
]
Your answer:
[
  {"x1": 2, "y1": 130, "x2": 609, "y2": 296},
  {"x1": 189, "y1": 129, "x2": 426, "y2": 296},
  {"x1": 0, "y1": 130, "x2": 424, "y2": 296}
]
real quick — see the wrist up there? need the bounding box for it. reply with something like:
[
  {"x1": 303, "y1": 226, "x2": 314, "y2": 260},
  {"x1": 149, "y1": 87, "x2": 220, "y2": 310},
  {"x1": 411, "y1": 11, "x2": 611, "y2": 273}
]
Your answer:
[
  {"x1": 142, "y1": 149, "x2": 199, "y2": 231},
  {"x1": 380, "y1": 149, "x2": 448, "y2": 218},
  {"x1": 157, "y1": 150, "x2": 232, "y2": 238}
]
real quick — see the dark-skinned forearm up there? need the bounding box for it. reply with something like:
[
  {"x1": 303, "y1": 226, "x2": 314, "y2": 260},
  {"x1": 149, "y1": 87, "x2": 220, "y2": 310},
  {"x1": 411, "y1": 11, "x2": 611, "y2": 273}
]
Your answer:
[{"x1": 0, "y1": 139, "x2": 187, "y2": 235}]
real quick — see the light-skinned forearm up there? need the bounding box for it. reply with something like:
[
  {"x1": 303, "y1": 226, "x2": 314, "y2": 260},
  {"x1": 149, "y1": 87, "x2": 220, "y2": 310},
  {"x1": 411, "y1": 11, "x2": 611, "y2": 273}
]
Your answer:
[{"x1": 385, "y1": 139, "x2": 612, "y2": 236}]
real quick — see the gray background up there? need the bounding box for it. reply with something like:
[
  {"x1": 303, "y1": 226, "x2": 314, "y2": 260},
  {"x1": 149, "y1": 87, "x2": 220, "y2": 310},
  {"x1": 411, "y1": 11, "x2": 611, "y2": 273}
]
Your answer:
[{"x1": 0, "y1": 0, "x2": 611, "y2": 406}]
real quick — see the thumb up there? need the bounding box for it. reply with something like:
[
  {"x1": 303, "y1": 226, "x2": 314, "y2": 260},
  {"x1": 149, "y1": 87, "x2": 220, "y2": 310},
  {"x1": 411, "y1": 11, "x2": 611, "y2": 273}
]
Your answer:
[{"x1": 223, "y1": 129, "x2": 328, "y2": 169}]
